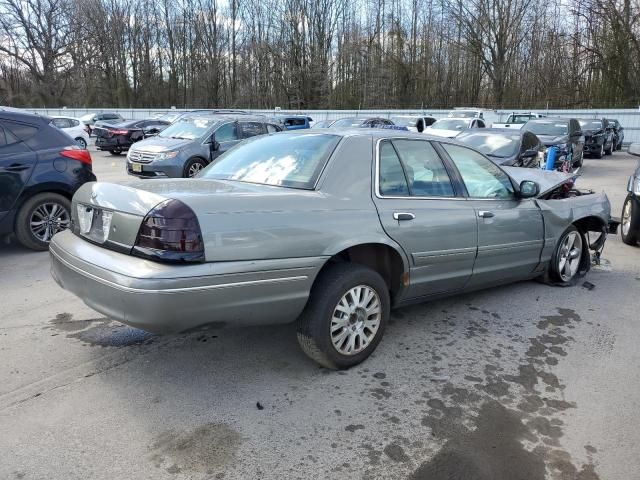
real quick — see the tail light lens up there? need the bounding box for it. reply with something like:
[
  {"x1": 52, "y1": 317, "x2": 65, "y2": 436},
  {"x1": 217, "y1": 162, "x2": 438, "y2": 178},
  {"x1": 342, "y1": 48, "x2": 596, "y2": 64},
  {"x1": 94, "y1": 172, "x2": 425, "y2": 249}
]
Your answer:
[
  {"x1": 61, "y1": 146, "x2": 92, "y2": 165},
  {"x1": 132, "y1": 199, "x2": 204, "y2": 263},
  {"x1": 108, "y1": 129, "x2": 129, "y2": 136}
]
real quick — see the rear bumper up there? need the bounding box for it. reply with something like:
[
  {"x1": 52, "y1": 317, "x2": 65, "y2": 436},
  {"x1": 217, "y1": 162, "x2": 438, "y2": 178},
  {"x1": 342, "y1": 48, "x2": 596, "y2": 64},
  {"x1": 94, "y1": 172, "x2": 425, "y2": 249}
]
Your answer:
[
  {"x1": 49, "y1": 230, "x2": 323, "y2": 333},
  {"x1": 96, "y1": 137, "x2": 132, "y2": 151}
]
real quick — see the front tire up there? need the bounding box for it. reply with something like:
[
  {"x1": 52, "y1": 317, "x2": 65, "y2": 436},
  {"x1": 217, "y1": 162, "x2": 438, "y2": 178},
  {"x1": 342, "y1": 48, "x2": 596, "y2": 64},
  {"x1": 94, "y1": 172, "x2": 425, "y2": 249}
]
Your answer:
[
  {"x1": 621, "y1": 195, "x2": 640, "y2": 246},
  {"x1": 550, "y1": 226, "x2": 587, "y2": 285},
  {"x1": 14, "y1": 193, "x2": 71, "y2": 251},
  {"x1": 109, "y1": 149, "x2": 123, "y2": 156},
  {"x1": 296, "y1": 263, "x2": 390, "y2": 369},
  {"x1": 605, "y1": 141, "x2": 613, "y2": 155},
  {"x1": 594, "y1": 143, "x2": 604, "y2": 159},
  {"x1": 183, "y1": 157, "x2": 207, "y2": 178}
]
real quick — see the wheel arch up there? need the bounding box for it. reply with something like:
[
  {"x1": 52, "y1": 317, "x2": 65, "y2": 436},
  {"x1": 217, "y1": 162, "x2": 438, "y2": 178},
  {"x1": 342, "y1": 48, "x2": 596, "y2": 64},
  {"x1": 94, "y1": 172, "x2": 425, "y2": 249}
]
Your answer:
[{"x1": 315, "y1": 241, "x2": 409, "y2": 301}]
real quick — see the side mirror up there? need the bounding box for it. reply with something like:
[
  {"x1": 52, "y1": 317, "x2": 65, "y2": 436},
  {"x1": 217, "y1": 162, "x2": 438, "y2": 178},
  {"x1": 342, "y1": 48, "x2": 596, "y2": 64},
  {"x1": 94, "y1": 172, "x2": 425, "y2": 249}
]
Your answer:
[
  {"x1": 519, "y1": 180, "x2": 539, "y2": 198},
  {"x1": 628, "y1": 143, "x2": 640, "y2": 157}
]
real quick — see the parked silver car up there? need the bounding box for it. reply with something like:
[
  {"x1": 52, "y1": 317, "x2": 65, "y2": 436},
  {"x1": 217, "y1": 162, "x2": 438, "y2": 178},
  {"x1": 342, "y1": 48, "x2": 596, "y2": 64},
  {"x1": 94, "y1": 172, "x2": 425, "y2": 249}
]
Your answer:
[
  {"x1": 126, "y1": 114, "x2": 282, "y2": 178},
  {"x1": 50, "y1": 130, "x2": 613, "y2": 369}
]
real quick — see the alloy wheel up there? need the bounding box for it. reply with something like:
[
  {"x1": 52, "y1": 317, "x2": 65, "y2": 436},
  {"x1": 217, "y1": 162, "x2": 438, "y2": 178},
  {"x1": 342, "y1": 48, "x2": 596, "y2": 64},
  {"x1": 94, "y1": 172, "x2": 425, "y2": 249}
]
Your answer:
[
  {"x1": 188, "y1": 162, "x2": 204, "y2": 177},
  {"x1": 557, "y1": 231, "x2": 583, "y2": 282},
  {"x1": 330, "y1": 285, "x2": 381, "y2": 355},
  {"x1": 30, "y1": 202, "x2": 70, "y2": 242}
]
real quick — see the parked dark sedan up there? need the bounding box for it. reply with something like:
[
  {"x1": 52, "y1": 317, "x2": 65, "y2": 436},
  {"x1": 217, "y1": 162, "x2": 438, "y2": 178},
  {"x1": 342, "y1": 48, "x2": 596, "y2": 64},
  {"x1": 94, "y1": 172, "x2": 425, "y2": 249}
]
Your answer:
[
  {"x1": 523, "y1": 118, "x2": 584, "y2": 170},
  {"x1": 577, "y1": 118, "x2": 614, "y2": 158},
  {"x1": 0, "y1": 110, "x2": 95, "y2": 250},
  {"x1": 457, "y1": 128, "x2": 543, "y2": 168},
  {"x1": 329, "y1": 117, "x2": 395, "y2": 128},
  {"x1": 621, "y1": 143, "x2": 640, "y2": 246},
  {"x1": 94, "y1": 119, "x2": 171, "y2": 155},
  {"x1": 609, "y1": 119, "x2": 625, "y2": 150}
]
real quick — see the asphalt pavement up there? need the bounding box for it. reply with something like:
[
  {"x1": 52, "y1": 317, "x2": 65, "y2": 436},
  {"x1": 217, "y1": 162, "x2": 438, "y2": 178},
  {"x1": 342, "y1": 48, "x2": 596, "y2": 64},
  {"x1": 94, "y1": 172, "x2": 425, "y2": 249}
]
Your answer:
[{"x1": 1, "y1": 144, "x2": 639, "y2": 480}]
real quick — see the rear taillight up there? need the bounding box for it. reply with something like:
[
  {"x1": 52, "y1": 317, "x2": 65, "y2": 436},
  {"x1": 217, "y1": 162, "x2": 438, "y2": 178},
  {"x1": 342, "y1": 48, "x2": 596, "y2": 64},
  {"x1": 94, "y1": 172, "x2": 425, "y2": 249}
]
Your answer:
[
  {"x1": 132, "y1": 199, "x2": 204, "y2": 263},
  {"x1": 108, "y1": 129, "x2": 129, "y2": 136},
  {"x1": 60, "y1": 146, "x2": 92, "y2": 165}
]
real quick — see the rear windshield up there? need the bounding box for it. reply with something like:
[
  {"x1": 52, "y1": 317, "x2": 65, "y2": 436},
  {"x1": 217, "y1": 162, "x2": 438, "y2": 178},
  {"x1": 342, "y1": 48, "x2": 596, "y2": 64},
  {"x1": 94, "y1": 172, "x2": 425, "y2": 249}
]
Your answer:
[
  {"x1": 200, "y1": 134, "x2": 340, "y2": 189},
  {"x1": 430, "y1": 119, "x2": 468, "y2": 130},
  {"x1": 331, "y1": 118, "x2": 364, "y2": 128},
  {"x1": 458, "y1": 132, "x2": 520, "y2": 157},
  {"x1": 158, "y1": 118, "x2": 217, "y2": 140},
  {"x1": 578, "y1": 120, "x2": 603, "y2": 130},
  {"x1": 524, "y1": 122, "x2": 567, "y2": 136}
]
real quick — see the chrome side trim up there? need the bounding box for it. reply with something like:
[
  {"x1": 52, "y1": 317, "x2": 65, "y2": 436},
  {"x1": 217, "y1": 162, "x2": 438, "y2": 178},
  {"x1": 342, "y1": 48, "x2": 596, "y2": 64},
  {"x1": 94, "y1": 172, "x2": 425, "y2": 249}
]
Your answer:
[{"x1": 51, "y1": 249, "x2": 308, "y2": 295}]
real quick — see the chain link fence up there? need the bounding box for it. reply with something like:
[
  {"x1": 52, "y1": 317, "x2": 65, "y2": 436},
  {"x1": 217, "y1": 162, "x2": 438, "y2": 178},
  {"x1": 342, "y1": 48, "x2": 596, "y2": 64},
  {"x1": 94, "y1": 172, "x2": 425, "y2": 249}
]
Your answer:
[{"x1": 28, "y1": 107, "x2": 640, "y2": 144}]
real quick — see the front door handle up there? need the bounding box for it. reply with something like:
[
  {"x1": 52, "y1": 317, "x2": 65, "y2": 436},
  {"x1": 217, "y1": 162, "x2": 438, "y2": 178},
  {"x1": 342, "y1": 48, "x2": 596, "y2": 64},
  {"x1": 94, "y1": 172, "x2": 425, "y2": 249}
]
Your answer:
[
  {"x1": 4, "y1": 163, "x2": 30, "y2": 172},
  {"x1": 393, "y1": 212, "x2": 415, "y2": 221},
  {"x1": 478, "y1": 211, "x2": 495, "y2": 218}
]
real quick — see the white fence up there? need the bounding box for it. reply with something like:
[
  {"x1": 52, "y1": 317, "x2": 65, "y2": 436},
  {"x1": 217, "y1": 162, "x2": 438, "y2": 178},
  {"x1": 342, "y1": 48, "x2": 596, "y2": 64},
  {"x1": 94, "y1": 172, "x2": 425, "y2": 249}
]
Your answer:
[{"x1": 28, "y1": 107, "x2": 640, "y2": 143}]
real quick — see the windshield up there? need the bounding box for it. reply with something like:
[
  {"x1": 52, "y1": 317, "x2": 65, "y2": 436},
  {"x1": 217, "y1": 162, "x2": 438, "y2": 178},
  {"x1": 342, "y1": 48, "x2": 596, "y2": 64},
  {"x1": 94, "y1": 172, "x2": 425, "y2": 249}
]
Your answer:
[
  {"x1": 80, "y1": 113, "x2": 95, "y2": 121},
  {"x1": 524, "y1": 122, "x2": 567, "y2": 136},
  {"x1": 158, "y1": 112, "x2": 184, "y2": 123},
  {"x1": 507, "y1": 115, "x2": 533, "y2": 124},
  {"x1": 331, "y1": 118, "x2": 364, "y2": 128},
  {"x1": 390, "y1": 117, "x2": 419, "y2": 127},
  {"x1": 458, "y1": 132, "x2": 520, "y2": 158},
  {"x1": 312, "y1": 120, "x2": 333, "y2": 129},
  {"x1": 578, "y1": 120, "x2": 603, "y2": 130},
  {"x1": 449, "y1": 111, "x2": 477, "y2": 118},
  {"x1": 200, "y1": 134, "x2": 340, "y2": 189},
  {"x1": 158, "y1": 118, "x2": 217, "y2": 140},
  {"x1": 430, "y1": 119, "x2": 469, "y2": 130}
]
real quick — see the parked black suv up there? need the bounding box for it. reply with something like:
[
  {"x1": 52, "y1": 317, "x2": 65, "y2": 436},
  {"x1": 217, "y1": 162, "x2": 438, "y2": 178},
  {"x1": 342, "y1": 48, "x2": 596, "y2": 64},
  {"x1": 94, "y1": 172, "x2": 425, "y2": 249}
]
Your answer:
[
  {"x1": 577, "y1": 118, "x2": 614, "y2": 158},
  {"x1": 523, "y1": 117, "x2": 584, "y2": 169},
  {"x1": 609, "y1": 119, "x2": 625, "y2": 150},
  {"x1": 0, "y1": 111, "x2": 96, "y2": 250}
]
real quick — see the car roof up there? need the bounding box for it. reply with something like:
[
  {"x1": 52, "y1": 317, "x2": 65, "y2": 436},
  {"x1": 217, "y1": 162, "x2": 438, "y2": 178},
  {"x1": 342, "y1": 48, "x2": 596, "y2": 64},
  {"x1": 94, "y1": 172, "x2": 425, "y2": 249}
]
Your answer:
[
  {"x1": 435, "y1": 117, "x2": 472, "y2": 121},
  {"x1": 0, "y1": 109, "x2": 50, "y2": 124},
  {"x1": 276, "y1": 128, "x2": 475, "y2": 146},
  {"x1": 179, "y1": 114, "x2": 271, "y2": 122},
  {"x1": 527, "y1": 117, "x2": 570, "y2": 124},
  {"x1": 459, "y1": 128, "x2": 524, "y2": 136}
]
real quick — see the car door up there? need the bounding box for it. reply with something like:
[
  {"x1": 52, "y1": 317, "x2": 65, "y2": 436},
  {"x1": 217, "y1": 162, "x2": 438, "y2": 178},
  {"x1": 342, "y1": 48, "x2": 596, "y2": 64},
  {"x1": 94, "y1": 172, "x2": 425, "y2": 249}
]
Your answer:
[
  {"x1": 440, "y1": 143, "x2": 544, "y2": 287},
  {"x1": 372, "y1": 138, "x2": 478, "y2": 299},
  {"x1": 0, "y1": 122, "x2": 37, "y2": 223},
  {"x1": 569, "y1": 119, "x2": 584, "y2": 161},
  {"x1": 210, "y1": 122, "x2": 240, "y2": 160}
]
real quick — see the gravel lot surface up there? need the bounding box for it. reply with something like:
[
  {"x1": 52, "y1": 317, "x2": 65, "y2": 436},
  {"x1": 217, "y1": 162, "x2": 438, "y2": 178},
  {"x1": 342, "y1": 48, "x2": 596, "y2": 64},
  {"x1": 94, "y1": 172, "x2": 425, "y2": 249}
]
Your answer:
[{"x1": 1, "y1": 143, "x2": 639, "y2": 480}]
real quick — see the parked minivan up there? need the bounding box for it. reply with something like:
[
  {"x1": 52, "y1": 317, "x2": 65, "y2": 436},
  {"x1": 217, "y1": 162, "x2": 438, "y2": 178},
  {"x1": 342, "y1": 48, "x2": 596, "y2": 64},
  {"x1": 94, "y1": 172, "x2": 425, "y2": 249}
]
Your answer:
[{"x1": 126, "y1": 115, "x2": 283, "y2": 178}]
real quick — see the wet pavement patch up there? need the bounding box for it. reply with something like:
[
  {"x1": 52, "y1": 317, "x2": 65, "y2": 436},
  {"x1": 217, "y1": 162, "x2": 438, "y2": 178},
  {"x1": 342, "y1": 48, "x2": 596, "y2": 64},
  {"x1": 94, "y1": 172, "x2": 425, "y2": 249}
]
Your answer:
[
  {"x1": 149, "y1": 423, "x2": 241, "y2": 475},
  {"x1": 411, "y1": 401, "x2": 545, "y2": 480}
]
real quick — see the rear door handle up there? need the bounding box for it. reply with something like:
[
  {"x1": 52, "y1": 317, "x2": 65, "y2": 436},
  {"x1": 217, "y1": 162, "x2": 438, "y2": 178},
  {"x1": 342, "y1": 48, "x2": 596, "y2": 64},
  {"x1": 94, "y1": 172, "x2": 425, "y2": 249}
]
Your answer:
[
  {"x1": 393, "y1": 212, "x2": 415, "y2": 221},
  {"x1": 478, "y1": 211, "x2": 495, "y2": 218}
]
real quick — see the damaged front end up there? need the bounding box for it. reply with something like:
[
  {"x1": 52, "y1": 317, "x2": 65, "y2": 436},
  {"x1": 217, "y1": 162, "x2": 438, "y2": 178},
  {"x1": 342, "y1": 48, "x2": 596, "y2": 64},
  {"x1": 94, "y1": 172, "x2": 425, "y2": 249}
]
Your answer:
[{"x1": 504, "y1": 167, "x2": 616, "y2": 266}]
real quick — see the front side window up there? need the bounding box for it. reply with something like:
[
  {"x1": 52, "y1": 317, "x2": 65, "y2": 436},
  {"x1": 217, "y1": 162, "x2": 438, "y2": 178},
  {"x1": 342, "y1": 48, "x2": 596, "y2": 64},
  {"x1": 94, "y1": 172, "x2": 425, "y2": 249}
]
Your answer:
[
  {"x1": 443, "y1": 144, "x2": 514, "y2": 199},
  {"x1": 215, "y1": 122, "x2": 239, "y2": 142},
  {"x1": 266, "y1": 124, "x2": 280, "y2": 133},
  {"x1": 200, "y1": 133, "x2": 340, "y2": 189}
]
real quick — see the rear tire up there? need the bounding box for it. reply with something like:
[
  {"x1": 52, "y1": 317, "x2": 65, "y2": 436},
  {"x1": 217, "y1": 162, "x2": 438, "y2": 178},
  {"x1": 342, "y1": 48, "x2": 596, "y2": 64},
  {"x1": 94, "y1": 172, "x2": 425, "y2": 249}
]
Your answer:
[
  {"x1": 605, "y1": 141, "x2": 613, "y2": 155},
  {"x1": 296, "y1": 263, "x2": 390, "y2": 369},
  {"x1": 15, "y1": 193, "x2": 71, "y2": 251},
  {"x1": 109, "y1": 149, "x2": 122, "y2": 156},
  {"x1": 75, "y1": 137, "x2": 87, "y2": 149},
  {"x1": 621, "y1": 195, "x2": 640, "y2": 246}
]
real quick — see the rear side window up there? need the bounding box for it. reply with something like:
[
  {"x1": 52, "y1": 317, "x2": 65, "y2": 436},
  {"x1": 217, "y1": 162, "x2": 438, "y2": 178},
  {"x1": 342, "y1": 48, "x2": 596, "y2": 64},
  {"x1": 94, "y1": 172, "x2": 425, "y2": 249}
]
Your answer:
[
  {"x1": 51, "y1": 118, "x2": 72, "y2": 129},
  {"x1": 379, "y1": 141, "x2": 410, "y2": 196},
  {"x1": 3, "y1": 121, "x2": 39, "y2": 142},
  {"x1": 392, "y1": 140, "x2": 454, "y2": 197},
  {"x1": 266, "y1": 124, "x2": 281, "y2": 133},
  {"x1": 240, "y1": 122, "x2": 266, "y2": 138}
]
